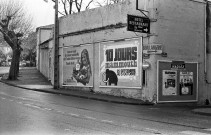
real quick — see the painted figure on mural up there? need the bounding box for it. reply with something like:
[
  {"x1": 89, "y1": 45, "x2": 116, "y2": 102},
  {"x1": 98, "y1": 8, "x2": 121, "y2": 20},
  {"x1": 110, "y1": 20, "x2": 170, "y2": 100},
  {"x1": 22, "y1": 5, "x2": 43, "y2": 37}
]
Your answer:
[
  {"x1": 105, "y1": 69, "x2": 118, "y2": 86},
  {"x1": 72, "y1": 49, "x2": 92, "y2": 85}
]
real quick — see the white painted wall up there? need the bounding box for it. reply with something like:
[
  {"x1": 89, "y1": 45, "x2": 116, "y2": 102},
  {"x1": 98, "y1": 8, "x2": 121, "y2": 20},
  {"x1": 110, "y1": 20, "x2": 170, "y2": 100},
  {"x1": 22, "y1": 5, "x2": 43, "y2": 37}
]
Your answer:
[
  {"x1": 151, "y1": 0, "x2": 207, "y2": 104},
  {"x1": 56, "y1": 0, "x2": 211, "y2": 103},
  {"x1": 37, "y1": 0, "x2": 211, "y2": 104},
  {"x1": 36, "y1": 26, "x2": 54, "y2": 84},
  {"x1": 58, "y1": 0, "x2": 147, "y2": 100}
]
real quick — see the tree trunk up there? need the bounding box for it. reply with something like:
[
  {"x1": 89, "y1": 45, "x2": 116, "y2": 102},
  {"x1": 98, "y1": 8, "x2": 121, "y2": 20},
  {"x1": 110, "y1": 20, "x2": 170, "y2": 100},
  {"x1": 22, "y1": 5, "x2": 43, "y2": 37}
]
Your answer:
[{"x1": 8, "y1": 48, "x2": 20, "y2": 80}]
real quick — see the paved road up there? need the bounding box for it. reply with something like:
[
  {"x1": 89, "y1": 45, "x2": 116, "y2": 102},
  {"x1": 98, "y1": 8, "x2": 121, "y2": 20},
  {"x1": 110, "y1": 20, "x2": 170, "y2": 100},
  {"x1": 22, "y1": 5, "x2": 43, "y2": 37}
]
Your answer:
[{"x1": 0, "y1": 82, "x2": 211, "y2": 135}]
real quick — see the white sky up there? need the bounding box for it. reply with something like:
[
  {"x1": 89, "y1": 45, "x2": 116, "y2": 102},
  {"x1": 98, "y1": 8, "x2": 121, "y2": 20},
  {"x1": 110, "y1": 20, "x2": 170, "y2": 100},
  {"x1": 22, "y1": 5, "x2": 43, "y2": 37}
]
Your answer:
[
  {"x1": 20, "y1": 0, "x2": 102, "y2": 30},
  {"x1": 20, "y1": 0, "x2": 55, "y2": 29},
  {"x1": 21, "y1": 0, "x2": 211, "y2": 30}
]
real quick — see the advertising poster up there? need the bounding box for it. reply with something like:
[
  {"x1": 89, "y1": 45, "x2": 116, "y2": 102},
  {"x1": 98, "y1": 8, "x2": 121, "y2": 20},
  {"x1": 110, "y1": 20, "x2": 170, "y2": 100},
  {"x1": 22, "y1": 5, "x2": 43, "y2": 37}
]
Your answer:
[
  {"x1": 179, "y1": 72, "x2": 193, "y2": 95},
  {"x1": 100, "y1": 39, "x2": 142, "y2": 87},
  {"x1": 63, "y1": 45, "x2": 93, "y2": 86},
  {"x1": 162, "y1": 70, "x2": 177, "y2": 96}
]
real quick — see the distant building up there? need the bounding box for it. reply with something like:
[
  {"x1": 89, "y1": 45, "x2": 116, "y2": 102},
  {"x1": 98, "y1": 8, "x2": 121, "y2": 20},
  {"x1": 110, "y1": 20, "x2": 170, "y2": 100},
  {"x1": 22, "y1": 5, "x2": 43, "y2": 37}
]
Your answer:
[
  {"x1": 37, "y1": 0, "x2": 211, "y2": 105},
  {"x1": 36, "y1": 24, "x2": 54, "y2": 84},
  {"x1": 0, "y1": 42, "x2": 12, "y2": 66}
]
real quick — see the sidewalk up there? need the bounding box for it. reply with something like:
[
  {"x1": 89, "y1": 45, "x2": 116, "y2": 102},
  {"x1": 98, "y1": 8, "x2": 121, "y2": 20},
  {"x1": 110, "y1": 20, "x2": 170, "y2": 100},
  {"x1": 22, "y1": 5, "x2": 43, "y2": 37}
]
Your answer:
[
  {"x1": 0, "y1": 67, "x2": 151, "y2": 105},
  {"x1": 0, "y1": 67, "x2": 211, "y2": 116}
]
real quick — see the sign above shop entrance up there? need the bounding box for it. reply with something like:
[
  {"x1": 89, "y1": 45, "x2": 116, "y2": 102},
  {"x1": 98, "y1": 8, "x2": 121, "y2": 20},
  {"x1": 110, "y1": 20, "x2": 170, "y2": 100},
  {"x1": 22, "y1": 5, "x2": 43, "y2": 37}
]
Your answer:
[{"x1": 127, "y1": 14, "x2": 150, "y2": 33}]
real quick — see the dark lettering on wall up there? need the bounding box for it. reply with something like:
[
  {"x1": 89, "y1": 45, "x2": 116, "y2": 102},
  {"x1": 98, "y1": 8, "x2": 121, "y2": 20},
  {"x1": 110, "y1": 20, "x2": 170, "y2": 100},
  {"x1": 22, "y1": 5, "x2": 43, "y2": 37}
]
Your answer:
[
  {"x1": 113, "y1": 47, "x2": 137, "y2": 61},
  {"x1": 106, "y1": 49, "x2": 113, "y2": 61}
]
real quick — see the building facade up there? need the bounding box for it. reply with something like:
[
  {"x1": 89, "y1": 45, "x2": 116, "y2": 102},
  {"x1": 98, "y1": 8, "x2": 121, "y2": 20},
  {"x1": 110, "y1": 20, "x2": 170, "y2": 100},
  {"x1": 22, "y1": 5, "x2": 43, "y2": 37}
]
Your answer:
[
  {"x1": 36, "y1": 25, "x2": 54, "y2": 84},
  {"x1": 37, "y1": 0, "x2": 211, "y2": 105}
]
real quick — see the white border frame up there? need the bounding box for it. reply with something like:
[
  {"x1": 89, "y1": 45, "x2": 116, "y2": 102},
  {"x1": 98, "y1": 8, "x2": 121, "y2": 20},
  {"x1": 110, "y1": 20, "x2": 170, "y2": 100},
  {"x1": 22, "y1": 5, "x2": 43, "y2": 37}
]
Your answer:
[
  {"x1": 99, "y1": 37, "x2": 143, "y2": 89},
  {"x1": 62, "y1": 44, "x2": 94, "y2": 88}
]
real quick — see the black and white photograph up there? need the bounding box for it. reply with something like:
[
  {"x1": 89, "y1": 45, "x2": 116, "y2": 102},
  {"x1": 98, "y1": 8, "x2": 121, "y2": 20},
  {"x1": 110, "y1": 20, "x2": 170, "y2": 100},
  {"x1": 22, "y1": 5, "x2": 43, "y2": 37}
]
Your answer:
[{"x1": 0, "y1": 0, "x2": 211, "y2": 134}]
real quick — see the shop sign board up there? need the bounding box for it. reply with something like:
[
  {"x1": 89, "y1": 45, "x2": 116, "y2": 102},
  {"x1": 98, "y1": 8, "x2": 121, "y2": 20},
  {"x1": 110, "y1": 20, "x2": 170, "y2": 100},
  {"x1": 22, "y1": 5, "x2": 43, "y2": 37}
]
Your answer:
[
  {"x1": 143, "y1": 44, "x2": 162, "y2": 54},
  {"x1": 127, "y1": 14, "x2": 150, "y2": 33},
  {"x1": 157, "y1": 61, "x2": 198, "y2": 103},
  {"x1": 99, "y1": 39, "x2": 142, "y2": 88},
  {"x1": 63, "y1": 45, "x2": 93, "y2": 87}
]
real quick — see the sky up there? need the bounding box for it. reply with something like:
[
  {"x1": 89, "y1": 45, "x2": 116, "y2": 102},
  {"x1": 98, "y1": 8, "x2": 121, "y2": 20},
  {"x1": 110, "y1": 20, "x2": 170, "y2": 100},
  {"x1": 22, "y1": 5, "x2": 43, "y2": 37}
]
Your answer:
[
  {"x1": 20, "y1": 0, "x2": 211, "y2": 30},
  {"x1": 20, "y1": 0, "x2": 102, "y2": 30},
  {"x1": 20, "y1": 0, "x2": 55, "y2": 29}
]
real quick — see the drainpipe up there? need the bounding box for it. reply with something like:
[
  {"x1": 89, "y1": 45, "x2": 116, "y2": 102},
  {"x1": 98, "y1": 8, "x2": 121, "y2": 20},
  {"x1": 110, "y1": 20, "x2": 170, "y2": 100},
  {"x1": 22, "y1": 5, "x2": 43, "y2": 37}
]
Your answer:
[
  {"x1": 205, "y1": 0, "x2": 211, "y2": 84},
  {"x1": 205, "y1": 0, "x2": 211, "y2": 105},
  {"x1": 205, "y1": 0, "x2": 207, "y2": 82}
]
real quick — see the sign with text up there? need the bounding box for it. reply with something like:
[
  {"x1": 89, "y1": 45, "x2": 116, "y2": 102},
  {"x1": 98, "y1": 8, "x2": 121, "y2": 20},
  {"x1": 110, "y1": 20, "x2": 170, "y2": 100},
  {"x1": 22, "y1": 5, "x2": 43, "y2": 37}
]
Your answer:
[
  {"x1": 127, "y1": 15, "x2": 150, "y2": 33},
  {"x1": 100, "y1": 39, "x2": 142, "y2": 88},
  {"x1": 63, "y1": 45, "x2": 93, "y2": 86},
  {"x1": 143, "y1": 44, "x2": 162, "y2": 54},
  {"x1": 171, "y1": 61, "x2": 186, "y2": 70}
]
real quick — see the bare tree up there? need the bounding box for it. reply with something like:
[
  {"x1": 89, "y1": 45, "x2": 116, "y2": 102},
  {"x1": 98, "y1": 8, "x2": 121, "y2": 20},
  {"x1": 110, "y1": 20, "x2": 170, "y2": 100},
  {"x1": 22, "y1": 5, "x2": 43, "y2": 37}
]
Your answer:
[
  {"x1": 95, "y1": 0, "x2": 124, "y2": 7},
  {"x1": 22, "y1": 32, "x2": 37, "y2": 66},
  {"x1": 49, "y1": 0, "x2": 95, "y2": 16},
  {"x1": 74, "y1": 0, "x2": 94, "y2": 13},
  {"x1": 0, "y1": 0, "x2": 33, "y2": 80}
]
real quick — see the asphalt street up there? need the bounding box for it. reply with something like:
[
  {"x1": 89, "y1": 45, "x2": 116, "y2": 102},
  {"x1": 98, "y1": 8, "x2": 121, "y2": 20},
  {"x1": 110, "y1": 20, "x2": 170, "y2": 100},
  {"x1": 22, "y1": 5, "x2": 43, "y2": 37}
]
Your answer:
[
  {"x1": 1, "y1": 81, "x2": 211, "y2": 135},
  {"x1": 1, "y1": 67, "x2": 211, "y2": 135}
]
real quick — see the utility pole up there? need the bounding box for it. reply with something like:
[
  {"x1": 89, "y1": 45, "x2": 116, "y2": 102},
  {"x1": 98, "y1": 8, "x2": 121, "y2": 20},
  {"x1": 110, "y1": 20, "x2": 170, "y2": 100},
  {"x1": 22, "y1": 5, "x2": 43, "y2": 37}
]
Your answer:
[{"x1": 54, "y1": 0, "x2": 59, "y2": 89}]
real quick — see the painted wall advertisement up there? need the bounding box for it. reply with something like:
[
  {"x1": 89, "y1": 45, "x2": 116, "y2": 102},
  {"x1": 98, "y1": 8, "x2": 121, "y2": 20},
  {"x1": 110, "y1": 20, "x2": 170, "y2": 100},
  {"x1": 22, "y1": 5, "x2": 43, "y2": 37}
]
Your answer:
[
  {"x1": 63, "y1": 45, "x2": 93, "y2": 86},
  {"x1": 100, "y1": 39, "x2": 142, "y2": 87}
]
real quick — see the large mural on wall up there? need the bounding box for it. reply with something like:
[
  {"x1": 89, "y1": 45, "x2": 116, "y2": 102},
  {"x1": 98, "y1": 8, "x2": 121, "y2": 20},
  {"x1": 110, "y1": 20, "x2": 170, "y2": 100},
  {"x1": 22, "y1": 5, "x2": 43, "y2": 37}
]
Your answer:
[
  {"x1": 100, "y1": 39, "x2": 142, "y2": 88},
  {"x1": 63, "y1": 45, "x2": 93, "y2": 86}
]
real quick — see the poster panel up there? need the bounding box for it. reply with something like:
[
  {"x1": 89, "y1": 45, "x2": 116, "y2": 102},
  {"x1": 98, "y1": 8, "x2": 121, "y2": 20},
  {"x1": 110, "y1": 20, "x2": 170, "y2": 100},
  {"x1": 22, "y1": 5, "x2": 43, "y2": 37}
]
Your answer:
[
  {"x1": 63, "y1": 45, "x2": 93, "y2": 86},
  {"x1": 157, "y1": 61, "x2": 198, "y2": 103},
  {"x1": 162, "y1": 70, "x2": 177, "y2": 96},
  {"x1": 179, "y1": 72, "x2": 194, "y2": 95},
  {"x1": 100, "y1": 39, "x2": 142, "y2": 88}
]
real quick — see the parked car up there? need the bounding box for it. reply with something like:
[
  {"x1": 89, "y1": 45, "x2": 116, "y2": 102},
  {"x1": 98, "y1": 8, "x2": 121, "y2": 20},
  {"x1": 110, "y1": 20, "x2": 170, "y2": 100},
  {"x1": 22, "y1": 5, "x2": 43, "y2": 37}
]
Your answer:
[{"x1": 20, "y1": 61, "x2": 26, "y2": 67}]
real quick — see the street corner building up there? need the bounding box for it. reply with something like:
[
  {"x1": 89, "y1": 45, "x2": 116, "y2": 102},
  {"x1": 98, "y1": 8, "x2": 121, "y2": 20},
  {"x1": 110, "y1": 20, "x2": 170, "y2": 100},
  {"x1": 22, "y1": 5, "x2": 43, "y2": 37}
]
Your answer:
[{"x1": 36, "y1": 0, "x2": 211, "y2": 105}]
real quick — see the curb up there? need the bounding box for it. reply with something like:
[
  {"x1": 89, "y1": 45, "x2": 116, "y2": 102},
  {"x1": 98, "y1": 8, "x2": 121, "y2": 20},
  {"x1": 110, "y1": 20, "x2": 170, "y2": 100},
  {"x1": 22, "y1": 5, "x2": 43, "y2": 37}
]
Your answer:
[
  {"x1": 0, "y1": 80, "x2": 153, "y2": 105},
  {"x1": 192, "y1": 109, "x2": 211, "y2": 116}
]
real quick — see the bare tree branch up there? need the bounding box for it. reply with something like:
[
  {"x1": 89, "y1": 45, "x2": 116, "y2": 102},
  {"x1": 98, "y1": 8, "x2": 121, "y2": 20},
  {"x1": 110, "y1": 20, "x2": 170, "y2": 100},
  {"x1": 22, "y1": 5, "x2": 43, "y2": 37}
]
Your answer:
[
  {"x1": 61, "y1": 0, "x2": 68, "y2": 15},
  {"x1": 86, "y1": 0, "x2": 94, "y2": 9}
]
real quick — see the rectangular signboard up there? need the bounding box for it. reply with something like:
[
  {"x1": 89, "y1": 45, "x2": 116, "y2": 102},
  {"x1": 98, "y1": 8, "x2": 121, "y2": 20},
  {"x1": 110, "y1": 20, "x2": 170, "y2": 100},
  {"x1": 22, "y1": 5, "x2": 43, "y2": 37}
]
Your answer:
[
  {"x1": 63, "y1": 45, "x2": 93, "y2": 87},
  {"x1": 127, "y1": 14, "x2": 150, "y2": 33},
  {"x1": 99, "y1": 39, "x2": 142, "y2": 88},
  {"x1": 157, "y1": 60, "x2": 198, "y2": 103},
  {"x1": 143, "y1": 44, "x2": 162, "y2": 54}
]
